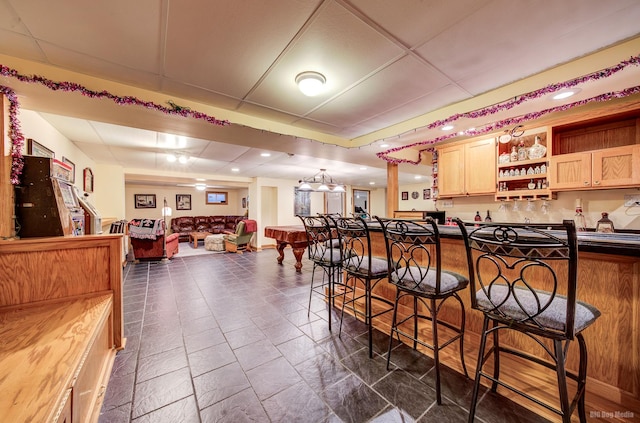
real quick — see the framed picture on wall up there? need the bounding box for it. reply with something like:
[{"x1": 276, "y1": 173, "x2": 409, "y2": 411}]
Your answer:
[
  {"x1": 62, "y1": 157, "x2": 75, "y2": 183},
  {"x1": 176, "y1": 194, "x2": 191, "y2": 210},
  {"x1": 27, "y1": 138, "x2": 54, "y2": 158},
  {"x1": 135, "y1": 194, "x2": 156, "y2": 209},
  {"x1": 83, "y1": 167, "x2": 94, "y2": 193},
  {"x1": 401, "y1": 191, "x2": 408, "y2": 201},
  {"x1": 423, "y1": 188, "x2": 431, "y2": 200}
]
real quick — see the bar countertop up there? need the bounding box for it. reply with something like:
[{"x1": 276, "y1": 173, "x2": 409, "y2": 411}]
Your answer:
[{"x1": 364, "y1": 220, "x2": 640, "y2": 257}]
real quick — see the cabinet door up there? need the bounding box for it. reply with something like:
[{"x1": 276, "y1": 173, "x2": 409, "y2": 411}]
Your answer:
[
  {"x1": 465, "y1": 138, "x2": 496, "y2": 194},
  {"x1": 549, "y1": 152, "x2": 592, "y2": 189},
  {"x1": 437, "y1": 145, "x2": 465, "y2": 196},
  {"x1": 592, "y1": 145, "x2": 640, "y2": 187}
]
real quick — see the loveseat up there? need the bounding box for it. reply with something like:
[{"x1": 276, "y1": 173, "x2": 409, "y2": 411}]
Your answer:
[{"x1": 170, "y1": 215, "x2": 245, "y2": 242}]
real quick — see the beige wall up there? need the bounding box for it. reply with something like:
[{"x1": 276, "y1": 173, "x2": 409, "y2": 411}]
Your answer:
[{"x1": 124, "y1": 184, "x2": 248, "y2": 222}]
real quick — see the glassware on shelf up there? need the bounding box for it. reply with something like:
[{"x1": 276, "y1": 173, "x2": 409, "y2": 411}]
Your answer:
[
  {"x1": 510, "y1": 146, "x2": 518, "y2": 162},
  {"x1": 527, "y1": 135, "x2": 547, "y2": 159},
  {"x1": 512, "y1": 199, "x2": 521, "y2": 212},
  {"x1": 517, "y1": 141, "x2": 527, "y2": 161},
  {"x1": 498, "y1": 201, "x2": 508, "y2": 213}
]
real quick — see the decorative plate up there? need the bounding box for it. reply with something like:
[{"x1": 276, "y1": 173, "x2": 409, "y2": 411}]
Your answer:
[{"x1": 411, "y1": 191, "x2": 419, "y2": 199}]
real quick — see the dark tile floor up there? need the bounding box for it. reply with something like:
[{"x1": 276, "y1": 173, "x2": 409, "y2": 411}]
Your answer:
[{"x1": 99, "y1": 248, "x2": 550, "y2": 423}]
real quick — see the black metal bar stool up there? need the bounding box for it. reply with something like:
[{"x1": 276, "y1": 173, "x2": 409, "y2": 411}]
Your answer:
[
  {"x1": 298, "y1": 214, "x2": 344, "y2": 331},
  {"x1": 456, "y1": 219, "x2": 601, "y2": 423},
  {"x1": 331, "y1": 216, "x2": 395, "y2": 358},
  {"x1": 377, "y1": 217, "x2": 469, "y2": 404}
]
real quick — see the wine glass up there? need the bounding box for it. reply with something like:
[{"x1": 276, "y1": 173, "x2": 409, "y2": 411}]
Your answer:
[
  {"x1": 498, "y1": 201, "x2": 508, "y2": 213},
  {"x1": 541, "y1": 200, "x2": 550, "y2": 215},
  {"x1": 512, "y1": 199, "x2": 520, "y2": 212},
  {"x1": 526, "y1": 199, "x2": 536, "y2": 212}
]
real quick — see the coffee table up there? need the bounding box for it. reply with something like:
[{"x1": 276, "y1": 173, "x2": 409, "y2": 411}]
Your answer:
[{"x1": 189, "y1": 231, "x2": 212, "y2": 249}]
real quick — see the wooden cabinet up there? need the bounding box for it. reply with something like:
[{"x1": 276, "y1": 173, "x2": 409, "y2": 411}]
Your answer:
[
  {"x1": 437, "y1": 137, "x2": 495, "y2": 197},
  {"x1": 549, "y1": 145, "x2": 640, "y2": 190},
  {"x1": 550, "y1": 110, "x2": 640, "y2": 191}
]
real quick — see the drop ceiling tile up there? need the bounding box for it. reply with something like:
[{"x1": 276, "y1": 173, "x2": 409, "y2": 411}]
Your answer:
[
  {"x1": 9, "y1": 0, "x2": 161, "y2": 73},
  {"x1": 349, "y1": 0, "x2": 492, "y2": 47},
  {"x1": 0, "y1": 29, "x2": 46, "y2": 61},
  {"x1": 164, "y1": 0, "x2": 320, "y2": 98},
  {"x1": 308, "y1": 56, "x2": 452, "y2": 128},
  {"x1": 247, "y1": 1, "x2": 404, "y2": 115}
]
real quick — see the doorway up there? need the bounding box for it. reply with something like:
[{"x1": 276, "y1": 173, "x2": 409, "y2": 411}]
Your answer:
[{"x1": 353, "y1": 189, "x2": 369, "y2": 217}]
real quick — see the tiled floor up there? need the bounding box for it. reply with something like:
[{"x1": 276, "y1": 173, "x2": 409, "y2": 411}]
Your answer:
[{"x1": 99, "y1": 248, "x2": 550, "y2": 423}]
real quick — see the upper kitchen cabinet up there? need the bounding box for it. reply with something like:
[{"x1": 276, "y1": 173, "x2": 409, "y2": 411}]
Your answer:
[
  {"x1": 549, "y1": 111, "x2": 640, "y2": 190},
  {"x1": 437, "y1": 137, "x2": 496, "y2": 197}
]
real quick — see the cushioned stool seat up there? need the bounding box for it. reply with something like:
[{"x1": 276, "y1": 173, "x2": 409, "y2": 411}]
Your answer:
[{"x1": 204, "y1": 234, "x2": 225, "y2": 251}]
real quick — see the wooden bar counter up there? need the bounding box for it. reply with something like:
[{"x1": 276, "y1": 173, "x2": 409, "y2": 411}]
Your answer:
[
  {"x1": 355, "y1": 224, "x2": 640, "y2": 422},
  {"x1": 0, "y1": 234, "x2": 124, "y2": 423}
]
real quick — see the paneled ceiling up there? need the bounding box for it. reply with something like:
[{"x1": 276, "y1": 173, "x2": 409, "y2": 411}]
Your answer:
[{"x1": 1, "y1": 0, "x2": 640, "y2": 188}]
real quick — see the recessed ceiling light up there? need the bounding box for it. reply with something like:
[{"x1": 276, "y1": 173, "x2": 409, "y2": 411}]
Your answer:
[
  {"x1": 196, "y1": 178, "x2": 206, "y2": 181},
  {"x1": 231, "y1": 168, "x2": 239, "y2": 172},
  {"x1": 166, "y1": 154, "x2": 177, "y2": 162},
  {"x1": 260, "y1": 153, "x2": 271, "y2": 157},
  {"x1": 441, "y1": 125, "x2": 454, "y2": 131},
  {"x1": 380, "y1": 144, "x2": 389, "y2": 148},
  {"x1": 552, "y1": 88, "x2": 581, "y2": 100},
  {"x1": 178, "y1": 155, "x2": 188, "y2": 164},
  {"x1": 414, "y1": 175, "x2": 422, "y2": 180},
  {"x1": 360, "y1": 167, "x2": 367, "y2": 170},
  {"x1": 369, "y1": 181, "x2": 375, "y2": 185}
]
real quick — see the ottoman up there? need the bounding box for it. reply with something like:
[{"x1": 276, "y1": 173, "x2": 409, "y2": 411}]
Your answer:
[{"x1": 204, "y1": 234, "x2": 225, "y2": 251}]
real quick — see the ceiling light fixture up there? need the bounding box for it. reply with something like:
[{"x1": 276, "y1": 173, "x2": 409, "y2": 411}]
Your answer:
[
  {"x1": 441, "y1": 125, "x2": 454, "y2": 131},
  {"x1": 552, "y1": 88, "x2": 581, "y2": 100},
  {"x1": 195, "y1": 183, "x2": 206, "y2": 191},
  {"x1": 298, "y1": 168, "x2": 345, "y2": 192},
  {"x1": 178, "y1": 155, "x2": 188, "y2": 164},
  {"x1": 295, "y1": 71, "x2": 326, "y2": 96}
]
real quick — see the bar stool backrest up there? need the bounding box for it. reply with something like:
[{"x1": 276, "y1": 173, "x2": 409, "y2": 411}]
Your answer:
[
  {"x1": 455, "y1": 218, "x2": 582, "y2": 340},
  {"x1": 376, "y1": 217, "x2": 447, "y2": 294},
  {"x1": 298, "y1": 215, "x2": 340, "y2": 265},
  {"x1": 331, "y1": 216, "x2": 378, "y2": 277}
]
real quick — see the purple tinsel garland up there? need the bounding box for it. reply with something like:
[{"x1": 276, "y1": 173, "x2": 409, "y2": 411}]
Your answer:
[
  {"x1": 0, "y1": 86, "x2": 25, "y2": 184},
  {"x1": 0, "y1": 64, "x2": 230, "y2": 185},
  {"x1": 377, "y1": 54, "x2": 640, "y2": 165}
]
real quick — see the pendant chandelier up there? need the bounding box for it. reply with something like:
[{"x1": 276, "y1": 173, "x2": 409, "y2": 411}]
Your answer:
[{"x1": 298, "y1": 169, "x2": 345, "y2": 192}]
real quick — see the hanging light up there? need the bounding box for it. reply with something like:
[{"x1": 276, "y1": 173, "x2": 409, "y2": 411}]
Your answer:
[
  {"x1": 298, "y1": 169, "x2": 345, "y2": 192},
  {"x1": 295, "y1": 71, "x2": 326, "y2": 96}
]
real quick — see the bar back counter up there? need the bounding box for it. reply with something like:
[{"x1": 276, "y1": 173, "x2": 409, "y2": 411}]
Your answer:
[{"x1": 361, "y1": 221, "x2": 639, "y2": 420}]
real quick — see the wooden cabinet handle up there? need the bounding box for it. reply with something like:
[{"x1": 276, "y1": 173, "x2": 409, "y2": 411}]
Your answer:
[
  {"x1": 584, "y1": 181, "x2": 590, "y2": 185},
  {"x1": 594, "y1": 180, "x2": 600, "y2": 185}
]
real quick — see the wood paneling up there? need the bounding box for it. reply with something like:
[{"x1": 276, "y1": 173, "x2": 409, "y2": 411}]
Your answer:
[{"x1": 0, "y1": 234, "x2": 124, "y2": 349}]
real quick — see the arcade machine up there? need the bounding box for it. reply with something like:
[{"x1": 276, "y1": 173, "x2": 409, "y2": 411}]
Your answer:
[{"x1": 15, "y1": 156, "x2": 85, "y2": 238}]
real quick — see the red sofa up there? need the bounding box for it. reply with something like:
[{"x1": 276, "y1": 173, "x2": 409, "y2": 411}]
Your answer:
[{"x1": 170, "y1": 215, "x2": 244, "y2": 242}]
